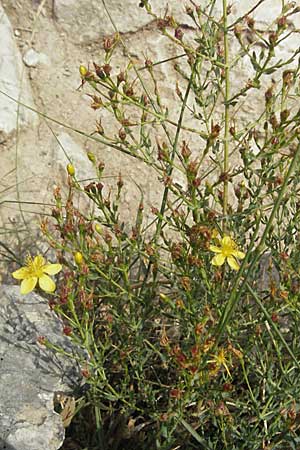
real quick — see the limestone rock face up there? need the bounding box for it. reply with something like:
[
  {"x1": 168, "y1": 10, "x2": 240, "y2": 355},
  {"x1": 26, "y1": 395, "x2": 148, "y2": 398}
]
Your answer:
[
  {"x1": 53, "y1": 0, "x2": 188, "y2": 43},
  {"x1": 0, "y1": 3, "x2": 36, "y2": 140},
  {"x1": 51, "y1": 131, "x2": 96, "y2": 182},
  {"x1": 0, "y1": 285, "x2": 82, "y2": 450}
]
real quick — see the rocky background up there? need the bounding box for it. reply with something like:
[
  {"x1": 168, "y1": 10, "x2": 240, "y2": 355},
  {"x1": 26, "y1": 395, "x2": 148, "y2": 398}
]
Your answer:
[{"x1": 1, "y1": 0, "x2": 300, "y2": 267}]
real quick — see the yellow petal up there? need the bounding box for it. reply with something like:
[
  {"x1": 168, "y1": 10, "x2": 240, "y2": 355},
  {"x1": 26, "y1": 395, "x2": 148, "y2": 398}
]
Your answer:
[
  {"x1": 209, "y1": 245, "x2": 222, "y2": 253},
  {"x1": 43, "y1": 263, "x2": 62, "y2": 275},
  {"x1": 20, "y1": 277, "x2": 38, "y2": 294},
  {"x1": 222, "y1": 235, "x2": 234, "y2": 247},
  {"x1": 39, "y1": 274, "x2": 56, "y2": 292},
  {"x1": 227, "y1": 256, "x2": 240, "y2": 271},
  {"x1": 212, "y1": 254, "x2": 225, "y2": 266},
  {"x1": 232, "y1": 250, "x2": 245, "y2": 259},
  {"x1": 34, "y1": 255, "x2": 45, "y2": 266},
  {"x1": 12, "y1": 267, "x2": 29, "y2": 280}
]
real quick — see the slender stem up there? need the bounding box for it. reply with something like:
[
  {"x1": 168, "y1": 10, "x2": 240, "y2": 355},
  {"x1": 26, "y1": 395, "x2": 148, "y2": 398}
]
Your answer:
[
  {"x1": 154, "y1": 62, "x2": 195, "y2": 240},
  {"x1": 222, "y1": 0, "x2": 230, "y2": 227}
]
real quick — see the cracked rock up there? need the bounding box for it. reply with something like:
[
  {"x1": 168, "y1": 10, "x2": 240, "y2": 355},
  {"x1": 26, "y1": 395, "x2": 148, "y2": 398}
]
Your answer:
[
  {"x1": 0, "y1": 285, "x2": 83, "y2": 450},
  {"x1": 0, "y1": 4, "x2": 37, "y2": 139}
]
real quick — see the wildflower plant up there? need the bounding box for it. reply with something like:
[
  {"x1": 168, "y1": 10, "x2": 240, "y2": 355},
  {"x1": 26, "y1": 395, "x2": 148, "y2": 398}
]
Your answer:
[{"x1": 30, "y1": 0, "x2": 300, "y2": 448}]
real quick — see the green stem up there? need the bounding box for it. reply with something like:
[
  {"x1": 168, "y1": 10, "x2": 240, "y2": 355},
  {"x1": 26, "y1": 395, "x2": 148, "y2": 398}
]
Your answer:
[
  {"x1": 222, "y1": 0, "x2": 230, "y2": 227},
  {"x1": 154, "y1": 63, "x2": 196, "y2": 240}
]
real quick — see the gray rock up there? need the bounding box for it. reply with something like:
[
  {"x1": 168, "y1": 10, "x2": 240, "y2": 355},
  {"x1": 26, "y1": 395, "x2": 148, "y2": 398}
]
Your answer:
[
  {"x1": 0, "y1": 285, "x2": 83, "y2": 450},
  {"x1": 0, "y1": 4, "x2": 37, "y2": 139},
  {"x1": 258, "y1": 253, "x2": 280, "y2": 293}
]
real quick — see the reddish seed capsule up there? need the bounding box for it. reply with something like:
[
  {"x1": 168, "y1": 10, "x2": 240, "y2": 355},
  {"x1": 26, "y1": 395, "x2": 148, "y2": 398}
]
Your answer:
[
  {"x1": 169, "y1": 389, "x2": 182, "y2": 399},
  {"x1": 63, "y1": 326, "x2": 72, "y2": 336},
  {"x1": 37, "y1": 336, "x2": 46, "y2": 345},
  {"x1": 175, "y1": 27, "x2": 183, "y2": 40},
  {"x1": 81, "y1": 368, "x2": 90, "y2": 378}
]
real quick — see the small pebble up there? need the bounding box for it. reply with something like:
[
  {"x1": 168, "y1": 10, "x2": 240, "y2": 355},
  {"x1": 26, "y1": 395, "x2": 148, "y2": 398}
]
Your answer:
[{"x1": 23, "y1": 48, "x2": 40, "y2": 67}]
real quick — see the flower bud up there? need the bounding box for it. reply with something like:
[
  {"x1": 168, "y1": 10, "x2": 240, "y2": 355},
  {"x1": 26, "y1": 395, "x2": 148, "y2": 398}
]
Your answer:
[
  {"x1": 67, "y1": 163, "x2": 75, "y2": 176},
  {"x1": 87, "y1": 151, "x2": 96, "y2": 163},
  {"x1": 95, "y1": 224, "x2": 102, "y2": 234},
  {"x1": 74, "y1": 252, "x2": 84, "y2": 265},
  {"x1": 79, "y1": 65, "x2": 88, "y2": 78}
]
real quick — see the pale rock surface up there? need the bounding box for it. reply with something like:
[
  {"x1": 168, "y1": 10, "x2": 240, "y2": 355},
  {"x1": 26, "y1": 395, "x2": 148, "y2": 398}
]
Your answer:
[
  {"x1": 0, "y1": 285, "x2": 83, "y2": 450},
  {"x1": 0, "y1": 3, "x2": 37, "y2": 140},
  {"x1": 53, "y1": 0, "x2": 190, "y2": 43},
  {"x1": 51, "y1": 131, "x2": 96, "y2": 182}
]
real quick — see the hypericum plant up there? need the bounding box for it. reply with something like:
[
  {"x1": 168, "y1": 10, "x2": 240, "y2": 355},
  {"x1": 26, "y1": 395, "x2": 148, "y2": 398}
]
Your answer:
[{"x1": 15, "y1": 0, "x2": 300, "y2": 448}]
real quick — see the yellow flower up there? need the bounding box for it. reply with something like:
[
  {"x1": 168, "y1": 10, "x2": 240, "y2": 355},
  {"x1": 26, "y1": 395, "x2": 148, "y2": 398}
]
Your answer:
[
  {"x1": 209, "y1": 235, "x2": 245, "y2": 271},
  {"x1": 208, "y1": 348, "x2": 232, "y2": 377},
  {"x1": 12, "y1": 255, "x2": 62, "y2": 295}
]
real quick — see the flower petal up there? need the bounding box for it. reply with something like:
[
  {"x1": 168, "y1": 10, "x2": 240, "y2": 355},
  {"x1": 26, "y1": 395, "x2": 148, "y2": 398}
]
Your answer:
[
  {"x1": 20, "y1": 277, "x2": 37, "y2": 294},
  {"x1": 227, "y1": 256, "x2": 240, "y2": 271},
  {"x1": 209, "y1": 245, "x2": 222, "y2": 253},
  {"x1": 212, "y1": 254, "x2": 225, "y2": 266},
  {"x1": 33, "y1": 255, "x2": 45, "y2": 266},
  {"x1": 12, "y1": 267, "x2": 29, "y2": 280},
  {"x1": 231, "y1": 250, "x2": 245, "y2": 259},
  {"x1": 43, "y1": 263, "x2": 62, "y2": 275},
  {"x1": 39, "y1": 274, "x2": 56, "y2": 292},
  {"x1": 222, "y1": 235, "x2": 233, "y2": 247}
]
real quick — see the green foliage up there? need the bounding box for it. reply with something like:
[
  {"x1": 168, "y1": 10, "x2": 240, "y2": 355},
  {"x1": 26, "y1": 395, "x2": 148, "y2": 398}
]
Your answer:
[{"x1": 39, "y1": 1, "x2": 300, "y2": 448}]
